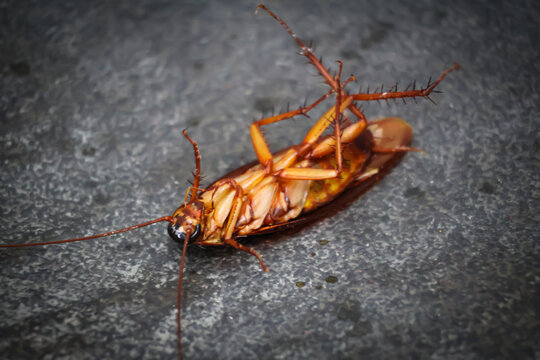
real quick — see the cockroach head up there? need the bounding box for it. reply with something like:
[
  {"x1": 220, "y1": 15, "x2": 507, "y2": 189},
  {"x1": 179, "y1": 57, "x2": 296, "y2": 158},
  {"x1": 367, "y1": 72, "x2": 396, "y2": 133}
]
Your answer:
[{"x1": 168, "y1": 200, "x2": 204, "y2": 244}]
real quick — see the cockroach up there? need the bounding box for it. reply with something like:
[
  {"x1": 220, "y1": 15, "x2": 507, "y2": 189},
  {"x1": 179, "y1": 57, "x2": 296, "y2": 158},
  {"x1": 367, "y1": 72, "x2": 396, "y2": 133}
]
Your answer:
[{"x1": 0, "y1": 4, "x2": 458, "y2": 359}]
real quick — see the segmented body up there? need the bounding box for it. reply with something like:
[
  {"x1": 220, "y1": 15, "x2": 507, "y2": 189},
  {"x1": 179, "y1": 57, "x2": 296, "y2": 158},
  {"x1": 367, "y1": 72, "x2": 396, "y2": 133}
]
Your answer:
[{"x1": 188, "y1": 118, "x2": 412, "y2": 246}]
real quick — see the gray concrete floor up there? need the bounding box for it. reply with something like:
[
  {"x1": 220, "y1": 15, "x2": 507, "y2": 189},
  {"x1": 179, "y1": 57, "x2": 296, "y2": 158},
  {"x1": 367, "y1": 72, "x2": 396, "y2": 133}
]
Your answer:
[{"x1": 0, "y1": 1, "x2": 538, "y2": 359}]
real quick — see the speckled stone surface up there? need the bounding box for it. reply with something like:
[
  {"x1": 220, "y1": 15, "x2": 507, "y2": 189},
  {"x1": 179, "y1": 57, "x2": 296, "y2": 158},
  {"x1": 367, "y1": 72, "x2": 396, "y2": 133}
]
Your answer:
[{"x1": 1, "y1": 1, "x2": 538, "y2": 359}]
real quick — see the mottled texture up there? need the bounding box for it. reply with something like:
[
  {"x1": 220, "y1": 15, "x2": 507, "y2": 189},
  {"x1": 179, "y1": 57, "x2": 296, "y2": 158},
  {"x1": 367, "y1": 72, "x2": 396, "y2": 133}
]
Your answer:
[{"x1": 0, "y1": 1, "x2": 538, "y2": 359}]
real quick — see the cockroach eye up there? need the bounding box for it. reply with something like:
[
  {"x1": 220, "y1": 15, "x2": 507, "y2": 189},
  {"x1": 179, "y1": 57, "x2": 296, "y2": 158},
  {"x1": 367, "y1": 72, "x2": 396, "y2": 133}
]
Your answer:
[{"x1": 168, "y1": 223, "x2": 201, "y2": 244}]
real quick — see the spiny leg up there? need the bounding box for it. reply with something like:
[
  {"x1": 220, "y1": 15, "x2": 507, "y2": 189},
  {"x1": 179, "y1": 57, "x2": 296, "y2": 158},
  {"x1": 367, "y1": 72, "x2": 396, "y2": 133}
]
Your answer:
[
  {"x1": 351, "y1": 63, "x2": 459, "y2": 102},
  {"x1": 306, "y1": 61, "x2": 459, "y2": 160},
  {"x1": 333, "y1": 61, "x2": 344, "y2": 173},
  {"x1": 256, "y1": 4, "x2": 368, "y2": 130},
  {"x1": 350, "y1": 63, "x2": 459, "y2": 155}
]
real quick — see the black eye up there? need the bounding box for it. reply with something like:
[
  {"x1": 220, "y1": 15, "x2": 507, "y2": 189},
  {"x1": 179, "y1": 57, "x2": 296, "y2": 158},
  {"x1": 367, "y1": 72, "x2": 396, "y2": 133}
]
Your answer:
[{"x1": 167, "y1": 223, "x2": 201, "y2": 244}]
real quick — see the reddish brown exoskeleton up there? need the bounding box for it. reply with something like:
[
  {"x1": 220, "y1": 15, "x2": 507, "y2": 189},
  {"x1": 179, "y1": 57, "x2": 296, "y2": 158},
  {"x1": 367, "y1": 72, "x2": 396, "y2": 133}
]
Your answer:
[{"x1": 0, "y1": 4, "x2": 458, "y2": 359}]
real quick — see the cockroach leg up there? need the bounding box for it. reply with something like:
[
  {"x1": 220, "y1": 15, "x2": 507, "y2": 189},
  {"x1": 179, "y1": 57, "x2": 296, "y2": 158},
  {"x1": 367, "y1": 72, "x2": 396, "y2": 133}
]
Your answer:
[
  {"x1": 257, "y1": 5, "x2": 458, "y2": 134},
  {"x1": 256, "y1": 3, "x2": 368, "y2": 130},
  {"x1": 333, "y1": 60, "x2": 344, "y2": 173},
  {"x1": 351, "y1": 63, "x2": 460, "y2": 102},
  {"x1": 221, "y1": 180, "x2": 269, "y2": 271},
  {"x1": 203, "y1": 177, "x2": 268, "y2": 270},
  {"x1": 250, "y1": 90, "x2": 333, "y2": 173},
  {"x1": 222, "y1": 181, "x2": 244, "y2": 240},
  {"x1": 256, "y1": 6, "x2": 376, "y2": 172},
  {"x1": 224, "y1": 238, "x2": 269, "y2": 272},
  {"x1": 276, "y1": 167, "x2": 339, "y2": 180}
]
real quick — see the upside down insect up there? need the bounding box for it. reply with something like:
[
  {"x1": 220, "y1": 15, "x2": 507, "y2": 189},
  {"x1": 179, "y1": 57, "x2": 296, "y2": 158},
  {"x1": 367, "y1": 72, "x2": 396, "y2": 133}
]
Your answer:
[{"x1": 0, "y1": 4, "x2": 458, "y2": 359}]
